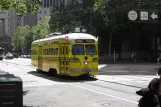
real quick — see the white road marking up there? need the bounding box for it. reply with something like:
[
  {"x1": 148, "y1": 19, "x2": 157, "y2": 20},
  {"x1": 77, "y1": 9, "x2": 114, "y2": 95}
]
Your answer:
[
  {"x1": 98, "y1": 64, "x2": 107, "y2": 69},
  {"x1": 69, "y1": 84, "x2": 138, "y2": 104},
  {"x1": 24, "y1": 83, "x2": 65, "y2": 88}
]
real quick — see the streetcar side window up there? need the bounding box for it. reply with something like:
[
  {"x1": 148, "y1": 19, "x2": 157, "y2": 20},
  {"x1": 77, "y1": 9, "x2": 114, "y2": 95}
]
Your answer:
[
  {"x1": 43, "y1": 48, "x2": 59, "y2": 55},
  {"x1": 31, "y1": 50, "x2": 37, "y2": 55}
]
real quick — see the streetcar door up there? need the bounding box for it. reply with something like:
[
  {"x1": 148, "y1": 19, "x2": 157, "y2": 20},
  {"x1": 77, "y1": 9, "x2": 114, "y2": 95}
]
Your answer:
[
  {"x1": 38, "y1": 46, "x2": 42, "y2": 70},
  {"x1": 59, "y1": 43, "x2": 69, "y2": 74},
  {"x1": 64, "y1": 43, "x2": 69, "y2": 74}
]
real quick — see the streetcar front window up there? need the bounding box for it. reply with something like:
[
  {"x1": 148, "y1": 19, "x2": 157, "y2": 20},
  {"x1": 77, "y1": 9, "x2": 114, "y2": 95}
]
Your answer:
[
  {"x1": 72, "y1": 44, "x2": 84, "y2": 55},
  {"x1": 85, "y1": 44, "x2": 97, "y2": 55}
]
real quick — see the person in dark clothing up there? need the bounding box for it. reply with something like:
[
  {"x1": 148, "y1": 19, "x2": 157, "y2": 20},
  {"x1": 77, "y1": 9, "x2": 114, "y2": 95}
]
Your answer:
[{"x1": 136, "y1": 68, "x2": 161, "y2": 107}]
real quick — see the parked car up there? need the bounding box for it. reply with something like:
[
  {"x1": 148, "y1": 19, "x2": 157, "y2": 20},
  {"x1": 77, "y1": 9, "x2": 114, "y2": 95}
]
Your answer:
[
  {"x1": 5, "y1": 53, "x2": 13, "y2": 59},
  {"x1": 13, "y1": 53, "x2": 18, "y2": 58}
]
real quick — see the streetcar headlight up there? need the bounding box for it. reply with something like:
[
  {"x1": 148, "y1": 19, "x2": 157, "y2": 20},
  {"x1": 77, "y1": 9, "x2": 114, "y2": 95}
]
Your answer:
[{"x1": 84, "y1": 61, "x2": 89, "y2": 65}]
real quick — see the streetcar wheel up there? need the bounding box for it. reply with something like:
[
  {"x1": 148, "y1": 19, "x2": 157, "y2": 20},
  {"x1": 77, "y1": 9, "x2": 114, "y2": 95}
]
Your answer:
[
  {"x1": 36, "y1": 69, "x2": 43, "y2": 73},
  {"x1": 48, "y1": 68, "x2": 57, "y2": 76}
]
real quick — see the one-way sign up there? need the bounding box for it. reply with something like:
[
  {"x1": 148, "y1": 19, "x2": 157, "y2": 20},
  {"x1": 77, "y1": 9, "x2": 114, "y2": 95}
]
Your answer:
[{"x1": 151, "y1": 12, "x2": 158, "y2": 20}]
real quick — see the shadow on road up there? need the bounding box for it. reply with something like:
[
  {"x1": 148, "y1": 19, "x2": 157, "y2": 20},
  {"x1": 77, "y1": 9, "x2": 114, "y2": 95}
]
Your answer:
[
  {"x1": 23, "y1": 90, "x2": 29, "y2": 96},
  {"x1": 27, "y1": 71, "x2": 98, "y2": 83},
  {"x1": 23, "y1": 105, "x2": 33, "y2": 107}
]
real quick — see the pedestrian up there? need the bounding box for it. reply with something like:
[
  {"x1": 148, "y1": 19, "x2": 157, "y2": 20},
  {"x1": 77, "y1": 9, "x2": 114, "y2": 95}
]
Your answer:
[
  {"x1": 157, "y1": 53, "x2": 161, "y2": 64},
  {"x1": 136, "y1": 68, "x2": 161, "y2": 107},
  {"x1": 132, "y1": 53, "x2": 136, "y2": 63}
]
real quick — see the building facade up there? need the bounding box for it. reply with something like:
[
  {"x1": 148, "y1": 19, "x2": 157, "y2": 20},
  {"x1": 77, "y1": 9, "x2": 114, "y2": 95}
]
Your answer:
[
  {"x1": 18, "y1": 0, "x2": 83, "y2": 27},
  {"x1": 37, "y1": 0, "x2": 82, "y2": 21},
  {"x1": 0, "y1": 9, "x2": 17, "y2": 37},
  {"x1": 0, "y1": 19, "x2": 5, "y2": 36},
  {"x1": 0, "y1": 10, "x2": 9, "y2": 36}
]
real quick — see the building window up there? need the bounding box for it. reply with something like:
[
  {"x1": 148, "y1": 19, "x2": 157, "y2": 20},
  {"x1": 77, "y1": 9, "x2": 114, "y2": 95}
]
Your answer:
[
  {"x1": 39, "y1": 11, "x2": 42, "y2": 14},
  {"x1": 53, "y1": 0, "x2": 55, "y2": 7},
  {"x1": 39, "y1": 1, "x2": 43, "y2": 6},
  {"x1": 47, "y1": 0, "x2": 49, "y2": 7},
  {"x1": 50, "y1": 0, "x2": 52, "y2": 7},
  {"x1": 44, "y1": 0, "x2": 46, "y2": 7}
]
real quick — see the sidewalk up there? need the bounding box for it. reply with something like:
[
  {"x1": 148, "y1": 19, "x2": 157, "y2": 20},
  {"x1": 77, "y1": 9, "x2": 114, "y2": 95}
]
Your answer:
[
  {"x1": 96, "y1": 75, "x2": 157, "y2": 88},
  {"x1": 97, "y1": 63, "x2": 160, "y2": 88},
  {"x1": 18, "y1": 58, "x2": 159, "y2": 88},
  {"x1": 99, "y1": 52, "x2": 153, "y2": 64}
]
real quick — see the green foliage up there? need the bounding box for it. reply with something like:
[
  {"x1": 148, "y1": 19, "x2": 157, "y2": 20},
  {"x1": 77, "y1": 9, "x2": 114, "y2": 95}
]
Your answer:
[
  {"x1": 31, "y1": 16, "x2": 50, "y2": 40},
  {"x1": 82, "y1": 0, "x2": 95, "y2": 8},
  {"x1": 12, "y1": 25, "x2": 32, "y2": 51},
  {"x1": 13, "y1": 16, "x2": 50, "y2": 53},
  {"x1": 0, "y1": 0, "x2": 42, "y2": 17},
  {"x1": 49, "y1": 2, "x2": 96, "y2": 33},
  {"x1": 93, "y1": 0, "x2": 161, "y2": 31}
]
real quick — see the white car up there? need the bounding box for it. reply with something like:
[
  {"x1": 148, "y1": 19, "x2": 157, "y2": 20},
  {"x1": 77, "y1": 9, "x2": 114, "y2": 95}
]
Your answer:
[{"x1": 5, "y1": 53, "x2": 13, "y2": 59}]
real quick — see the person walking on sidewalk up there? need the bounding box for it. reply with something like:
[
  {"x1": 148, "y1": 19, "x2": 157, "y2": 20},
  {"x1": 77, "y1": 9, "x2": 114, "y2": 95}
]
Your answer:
[
  {"x1": 157, "y1": 53, "x2": 161, "y2": 64},
  {"x1": 132, "y1": 53, "x2": 136, "y2": 63},
  {"x1": 136, "y1": 68, "x2": 161, "y2": 107}
]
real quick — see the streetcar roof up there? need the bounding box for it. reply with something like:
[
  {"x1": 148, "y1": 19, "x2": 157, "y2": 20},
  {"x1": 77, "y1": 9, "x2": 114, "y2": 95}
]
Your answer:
[{"x1": 32, "y1": 33, "x2": 97, "y2": 44}]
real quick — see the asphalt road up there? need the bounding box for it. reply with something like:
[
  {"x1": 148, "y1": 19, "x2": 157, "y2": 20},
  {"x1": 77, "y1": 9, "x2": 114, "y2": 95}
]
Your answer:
[{"x1": 0, "y1": 58, "x2": 150, "y2": 107}]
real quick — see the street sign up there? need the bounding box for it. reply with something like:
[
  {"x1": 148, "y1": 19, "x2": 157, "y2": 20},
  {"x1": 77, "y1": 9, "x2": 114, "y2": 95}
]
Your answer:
[
  {"x1": 140, "y1": 11, "x2": 148, "y2": 20},
  {"x1": 75, "y1": 27, "x2": 80, "y2": 33},
  {"x1": 82, "y1": 28, "x2": 86, "y2": 33},
  {"x1": 128, "y1": 10, "x2": 138, "y2": 21},
  {"x1": 151, "y1": 12, "x2": 158, "y2": 20}
]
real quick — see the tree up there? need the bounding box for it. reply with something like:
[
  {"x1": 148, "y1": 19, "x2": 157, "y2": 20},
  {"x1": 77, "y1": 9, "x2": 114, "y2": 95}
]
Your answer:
[
  {"x1": 93, "y1": 0, "x2": 161, "y2": 60},
  {"x1": 49, "y1": 2, "x2": 97, "y2": 34},
  {"x1": 94, "y1": 0, "x2": 144, "y2": 58},
  {"x1": 31, "y1": 16, "x2": 50, "y2": 40},
  {"x1": 12, "y1": 25, "x2": 31, "y2": 54},
  {"x1": 0, "y1": 0, "x2": 42, "y2": 16}
]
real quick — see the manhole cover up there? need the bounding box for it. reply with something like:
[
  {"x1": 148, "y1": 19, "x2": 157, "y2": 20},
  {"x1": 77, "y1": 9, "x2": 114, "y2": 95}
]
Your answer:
[{"x1": 101, "y1": 103, "x2": 111, "y2": 106}]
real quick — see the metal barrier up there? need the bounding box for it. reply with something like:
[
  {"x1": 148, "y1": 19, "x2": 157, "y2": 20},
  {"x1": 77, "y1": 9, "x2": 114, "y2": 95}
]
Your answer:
[{"x1": 0, "y1": 71, "x2": 23, "y2": 107}]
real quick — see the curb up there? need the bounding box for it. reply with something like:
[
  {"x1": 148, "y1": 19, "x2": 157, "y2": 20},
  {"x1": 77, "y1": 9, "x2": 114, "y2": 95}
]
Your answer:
[{"x1": 98, "y1": 79, "x2": 143, "y2": 88}]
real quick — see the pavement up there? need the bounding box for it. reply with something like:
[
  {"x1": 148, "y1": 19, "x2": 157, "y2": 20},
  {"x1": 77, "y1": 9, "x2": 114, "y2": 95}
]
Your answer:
[
  {"x1": 5, "y1": 58, "x2": 161, "y2": 88},
  {"x1": 0, "y1": 59, "x2": 139, "y2": 107},
  {"x1": 97, "y1": 63, "x2": 160, "y2": 88}
]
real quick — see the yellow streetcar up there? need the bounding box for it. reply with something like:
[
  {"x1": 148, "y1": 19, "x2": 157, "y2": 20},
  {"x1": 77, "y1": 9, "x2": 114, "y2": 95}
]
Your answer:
[{"x1": 31, "y1": 33, "x2": 98, "y2": 77}]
